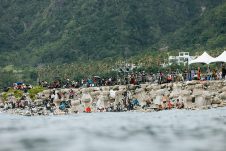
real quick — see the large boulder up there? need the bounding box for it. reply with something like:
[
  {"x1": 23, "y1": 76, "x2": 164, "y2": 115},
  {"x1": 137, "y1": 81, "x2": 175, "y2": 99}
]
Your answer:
[
  {"x1": 97, "y1": 95, "x2": 107, "y2": 108},
  {"x1": 90, "y1": 91, "x2": 101, "y2": 97},
  {"x1": 34, "y1": 99, "x2": 43, "y2": 106},
  {"x1": 112, "y1": 85, "x2": 119, "y2": 90},
  {"x1": 140, "y1": 84, "x2": 148, "y2": 89},
  {"x1": 156, "y1": 89, "x2": 168, "y2": 96},
  {"x1": 128, "y1": 84, "x2": 137, "y2": 90},
  {"x1": 101, "y1": 86, "x2": 110, "y2": 91},
  {"x1": 102, "y1": 91, "x2": 110, "y2": 96},
  {"x1": 195, "y1": 95, "x2": 212, "y2": 108},
  {"x1": 149, "y1": 90, "x2": 157, "y2": 98},
  {"x1": 195, "y1": 84, "x2": 203, "y2": 89},
  {"x1": 115, "y1": 90, "x2": 124, "y2": 95},
  {"x1": 183, "y1": 95, "x2": 195, "y2": 108},
  {"x1": 135, "y1": 88, "x2": 145, "y2": 94},
  {"x1": 93, "y1": 87, "x2": 101, "y2": 91},
  {"x1": 186, "y1": 81, "x2": 199, "y2": 85},
  {"x1": 170, "y1": 89, "x2": 182, "y2": 98},
  {"x1": 0, "y1": 102, "x2": 4, "y2": 108},
  {"x1": 180, "y1": 90, "x2": 191, "y2": 96},
  {"x1": 71, "y1": 100, "x2": 81, "y2": 106},
  {"x1": 146, "y1": 85, "x2": 153, "y2": 91},
  {"x1": 173, "y1": 83, "x2": 183, "y2": 89},
  {"x1": 151, "y1": 84, "x2": 161, "y2": 91},
  {"x1": 195, "y1": 96, "x2": 206, "y2": 107},
  {"x1": 109, "y1": 90, "x2": 116, "y2": 99},
  {"x1": 219, "y1": 92, "x2": 226, "y2": 100},
  {"x1": 114, "y1": 92, "x2": 124, "y2": 108},
  {"x1": 192, "y1": 89, "x2": 204, "y2": 97},
  {"x1": 221, "y1": 86, "x2": 226, "y2": 92},
  {"x1": 153, "y1": 95, "x2": 162, "y2": 105},
  {"x1": 42, "y1": 89, "x2": 51, "y2": 95},
  {"x1": 119, "y1": 85, "x2": 127, "y2": 90},
  {"x1": 212, "y1": 97, "x2": 222, "y2": 104},
  {"x1": 81, "y1": 93, "x2": 92, "y2": 103},
  {"x1": 167, "y1": 83, "x2": 173, "y2": 88},
  {"x1": 61, "y1": 89, "x2": 70, "y2": 94}
]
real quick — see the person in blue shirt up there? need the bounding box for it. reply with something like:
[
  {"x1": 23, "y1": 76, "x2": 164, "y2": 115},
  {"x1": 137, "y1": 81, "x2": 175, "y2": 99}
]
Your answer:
[{"x1": 132, "y1": 98, "x2": 140, "y2": 106}]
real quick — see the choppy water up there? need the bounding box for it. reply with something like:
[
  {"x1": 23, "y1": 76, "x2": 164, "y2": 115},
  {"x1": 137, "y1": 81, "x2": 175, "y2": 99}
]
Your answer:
[{"x1": 0, "y1": 108, "x2": 226, "y2": 151}]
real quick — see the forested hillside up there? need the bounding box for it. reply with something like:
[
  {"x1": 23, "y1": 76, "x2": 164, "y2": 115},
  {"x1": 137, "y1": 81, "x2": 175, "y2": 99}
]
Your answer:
[{"x1": 0, "y1": 0, "x2": 225, "y2": 66}]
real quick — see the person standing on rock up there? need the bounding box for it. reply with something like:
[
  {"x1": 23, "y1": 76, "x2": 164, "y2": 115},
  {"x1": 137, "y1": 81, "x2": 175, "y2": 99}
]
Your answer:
[
  {"x1": 212, "y1": 69, "x2": 217, "y2": 80},
  {"x1": 207, "y1": 66, "x2": 211, "y2": 80},
  {"x1": 158, "y1": 71, "x2": 163, "y2": 84},
  {"x1": 222, "y1": 64, "x2": 226, "y2": 80},
  {"x1": 197, "y1": 67, "x2": 201, "y2": 80}
]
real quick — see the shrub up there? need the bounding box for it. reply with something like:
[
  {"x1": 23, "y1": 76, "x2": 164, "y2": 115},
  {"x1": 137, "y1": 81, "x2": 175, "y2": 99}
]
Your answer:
[{"x1": 28, "y1": 86, "x2": 45, "y2": 100}]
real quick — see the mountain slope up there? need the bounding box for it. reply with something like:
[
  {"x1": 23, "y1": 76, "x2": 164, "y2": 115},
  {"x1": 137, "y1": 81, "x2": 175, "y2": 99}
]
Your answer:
[
  {"x1": 164, "y1": 1, "x2": 226, "y2": 51},
  {"x1": 0, "y1": 0, "x2": 225, "y2": 66}
]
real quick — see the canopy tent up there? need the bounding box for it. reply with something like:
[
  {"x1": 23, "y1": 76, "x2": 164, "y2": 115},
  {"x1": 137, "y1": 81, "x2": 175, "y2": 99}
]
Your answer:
[
  {"x1": 15, "y1": 82, "x2": 23, "y2": 85},
  {"x1": 211, "y1": 51, "x2": 226, "y2": 63},
  {"x1": 189, "y1": 52, "x2": 215, "y2": 65}
]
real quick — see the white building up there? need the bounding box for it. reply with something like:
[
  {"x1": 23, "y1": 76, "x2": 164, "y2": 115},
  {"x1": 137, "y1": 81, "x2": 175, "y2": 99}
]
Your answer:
[{"x1": 168, "y1": 52, "x2": 196, "y2": 66}]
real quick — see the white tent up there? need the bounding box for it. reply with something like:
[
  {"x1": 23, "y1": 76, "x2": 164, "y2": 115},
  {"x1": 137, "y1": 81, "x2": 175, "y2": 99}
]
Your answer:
[
  {"x1": 189, "y1": 52, "x2": 215, "y2": 65},
  {"x1": 211, "y1": 51, "x2": 226, "y2": 63}
]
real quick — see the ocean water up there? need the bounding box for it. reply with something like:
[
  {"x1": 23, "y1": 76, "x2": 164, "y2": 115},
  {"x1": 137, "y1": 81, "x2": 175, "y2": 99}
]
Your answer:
[{"x1": 0, "y1": 108, "x2": 226, "y2": 151}]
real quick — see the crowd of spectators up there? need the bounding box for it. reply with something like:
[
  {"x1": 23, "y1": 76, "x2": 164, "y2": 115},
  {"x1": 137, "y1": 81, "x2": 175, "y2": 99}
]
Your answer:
[{"x1": 39, "y1": 64, "x2": 226, "y2": 89}]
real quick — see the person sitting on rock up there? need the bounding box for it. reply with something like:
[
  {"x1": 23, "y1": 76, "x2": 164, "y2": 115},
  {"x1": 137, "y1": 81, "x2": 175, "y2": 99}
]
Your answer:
[
  {"x1": 85, "y1": 107, "x2": 91, "y2": 113},
  {"x1": 50, "y1": 103, "x2": 56, "y2": 113},
  {"x1": 167, "y1": 99, "x2": 173, "y2": 110},
  {"x1": 69, "y1": 89, "x2": 75, "y2": 99},
  {"x1": 176, "y1": 99, "x2": 181, "y2": 109},
  {"x1": 146, "y1": 99, "x2": 152, "y2": 107},
  {"x1": 97, "y1": 106, "x2": 106, "y2": 112},
  {"x1": 180, "y1": 101, "x2": 184, "y2": 109},
  {"x1": 217, "y1": 70, "x2": 222, "y2": 80},
  {"x1": 59, "y1": 101, "x2": 66, "y2": 111},
  {"x1": 127, "y1": 100, "x2": 134, "y2": 111},
  {"x1": 175, "y1": 99, "x2": 184, "y2": 109},
  {"x1": 107, "y1": 101, "x2": 114, "y2": 112},
  {"x1": 116, "y1": 102, "x2": 122, "y2": 112},
  {"x1": 167, "y1": 74, "x2": 172, "y2": 83},
  {"x1": 161, "y1": 95, "x2": 168, "y2": 110},
  {"x1": 46, "y1": 102, "x2": 51, "y2": 110}
]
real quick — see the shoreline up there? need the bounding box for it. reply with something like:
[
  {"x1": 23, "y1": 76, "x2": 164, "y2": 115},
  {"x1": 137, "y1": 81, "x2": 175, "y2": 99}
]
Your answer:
[
  {"x1": 1, "y1": 80, "x2": 226, "y2": 116},
  {"x1": 0, "y1": 106, "x2": 225, "y2": 117}
]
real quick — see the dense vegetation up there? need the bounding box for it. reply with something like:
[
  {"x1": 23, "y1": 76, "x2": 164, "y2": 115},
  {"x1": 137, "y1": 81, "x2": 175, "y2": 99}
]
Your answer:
[{"x1": 0, "y1": 0, "x2": 226, "y2": 87}]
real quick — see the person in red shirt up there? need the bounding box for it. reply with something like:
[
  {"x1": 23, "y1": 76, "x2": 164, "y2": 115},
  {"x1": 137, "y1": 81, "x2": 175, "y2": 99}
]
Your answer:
[
  {"x1": 167, "y1": 100, "x2": 173, "y2": 109},
  {"x1": 85, "y1": 107, "x2": 91, "y2": 113}
]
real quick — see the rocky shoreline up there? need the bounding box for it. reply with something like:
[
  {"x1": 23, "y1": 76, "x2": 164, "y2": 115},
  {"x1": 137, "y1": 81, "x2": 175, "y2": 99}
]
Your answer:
[{"x1": 1, "y1": 80, "x2": 226, "y2": 116}]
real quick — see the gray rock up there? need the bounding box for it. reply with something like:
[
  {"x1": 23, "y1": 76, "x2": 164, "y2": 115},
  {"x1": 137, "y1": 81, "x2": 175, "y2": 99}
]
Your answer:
[
  {"x1": 219, "y1": 92, "x2": 226, "y2": 100},
  {"x1": 195, "y1": 84, "x2": 203, "y2": 89},
  {"x1": 195, "y1": 96, "x2": 212, "y2": 108},
  {"x1": 212, "y1": 97, "x2": 222, "y2": 104},
  {"x1": 24, "y1": 110, "x2": 32, "y2": 116}
]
